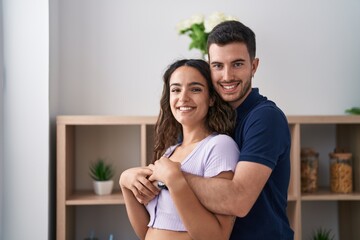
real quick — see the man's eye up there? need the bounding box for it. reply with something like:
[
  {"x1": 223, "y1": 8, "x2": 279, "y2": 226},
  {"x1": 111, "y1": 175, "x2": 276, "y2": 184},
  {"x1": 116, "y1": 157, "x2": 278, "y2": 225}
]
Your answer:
[
  {"x1": 234, "y1": 62, "x2": 244, "y2": 67},
  {"x1": 212, "y1": 64, "x2": 222, "y2": 69}
]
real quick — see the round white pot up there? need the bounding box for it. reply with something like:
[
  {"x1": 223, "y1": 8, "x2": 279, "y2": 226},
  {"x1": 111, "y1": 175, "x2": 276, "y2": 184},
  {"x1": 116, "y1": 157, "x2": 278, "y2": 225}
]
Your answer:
[{"x1": 93, "y1": 180, "x2": 114, "y2": 195}]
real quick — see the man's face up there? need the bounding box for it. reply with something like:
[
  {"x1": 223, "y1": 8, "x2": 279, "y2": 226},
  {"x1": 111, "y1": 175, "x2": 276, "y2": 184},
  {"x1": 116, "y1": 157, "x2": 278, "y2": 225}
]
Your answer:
[{"x1": 209, "y1": 42, "x2": 259, "y2": 109}]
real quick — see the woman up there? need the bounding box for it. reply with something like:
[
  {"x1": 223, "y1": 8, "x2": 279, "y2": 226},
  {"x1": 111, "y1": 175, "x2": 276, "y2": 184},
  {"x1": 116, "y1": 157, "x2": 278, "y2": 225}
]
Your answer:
[{"x1": 120, "y1": 59, "x2": 239, "y2": 240}]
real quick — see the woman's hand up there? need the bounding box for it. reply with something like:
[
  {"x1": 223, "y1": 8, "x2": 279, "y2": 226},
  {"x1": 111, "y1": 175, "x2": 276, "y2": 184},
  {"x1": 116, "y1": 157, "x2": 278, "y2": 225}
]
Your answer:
[
  {"x1": 148, "y1": 157, "x2": 182, "y2": 187},
  {"x1": 119, "y1": 167, "x2": 159, "y2": 204}
]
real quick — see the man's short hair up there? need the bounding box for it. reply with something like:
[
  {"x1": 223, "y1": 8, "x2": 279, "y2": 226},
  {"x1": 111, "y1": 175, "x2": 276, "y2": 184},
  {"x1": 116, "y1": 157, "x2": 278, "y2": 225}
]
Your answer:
[{"x1": 207, "y1": 20, "x2": 256, "y2": 60}]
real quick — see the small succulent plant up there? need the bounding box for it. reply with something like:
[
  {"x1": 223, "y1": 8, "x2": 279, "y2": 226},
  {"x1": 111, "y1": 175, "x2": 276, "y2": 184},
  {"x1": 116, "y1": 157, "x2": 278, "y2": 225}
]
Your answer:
[
  {"x1": 89, "y1": 159, "x2": 114, "y2": 181},
  {"x1": 311, "y1": 227, "x2": 334, "y2": 240}
]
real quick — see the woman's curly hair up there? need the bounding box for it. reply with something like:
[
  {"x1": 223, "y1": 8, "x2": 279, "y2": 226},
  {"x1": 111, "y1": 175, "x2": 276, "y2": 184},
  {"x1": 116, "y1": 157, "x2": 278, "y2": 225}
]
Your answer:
[{"x1": 153, "y1": 59, "x2": 236, "y2": 162}]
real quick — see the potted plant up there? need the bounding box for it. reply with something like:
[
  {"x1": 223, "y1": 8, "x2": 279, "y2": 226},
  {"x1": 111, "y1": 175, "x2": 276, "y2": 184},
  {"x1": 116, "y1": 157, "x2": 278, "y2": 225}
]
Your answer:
[
  {"x1": 89, "y1": 158, "x2": 115, "y2": 195},
  {"x1": 310, "y1": 227, "x2": 334, "y2": 240},
  {"x1": 345, "y1": 107, "x2": 360, "y2": 115},
  {"x1": 176, "y1": 12, "x2": 238, "y2": 59}
]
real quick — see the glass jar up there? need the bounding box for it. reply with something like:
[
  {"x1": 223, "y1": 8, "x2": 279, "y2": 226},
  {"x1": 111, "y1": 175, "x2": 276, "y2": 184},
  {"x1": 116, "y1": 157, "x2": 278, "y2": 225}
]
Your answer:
[
  {"x1": 329, "y1": 152, "x2": 353, "y2": 193},
  {"x1": 301, "y1": 148, "x2": 319, "y2": 193}
]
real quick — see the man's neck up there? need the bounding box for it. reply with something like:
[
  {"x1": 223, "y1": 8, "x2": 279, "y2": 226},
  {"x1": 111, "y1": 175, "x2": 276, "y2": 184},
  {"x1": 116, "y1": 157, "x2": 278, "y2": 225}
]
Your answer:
[{"x1": 230, "y1": 88, "x2": 252, "y2": 109}]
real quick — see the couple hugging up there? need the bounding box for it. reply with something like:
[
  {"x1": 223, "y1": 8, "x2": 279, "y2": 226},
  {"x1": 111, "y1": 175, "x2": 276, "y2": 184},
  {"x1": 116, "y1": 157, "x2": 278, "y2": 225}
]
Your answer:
[{"x1": 120, "y1": 20, "x2": 294, "y2": 240}]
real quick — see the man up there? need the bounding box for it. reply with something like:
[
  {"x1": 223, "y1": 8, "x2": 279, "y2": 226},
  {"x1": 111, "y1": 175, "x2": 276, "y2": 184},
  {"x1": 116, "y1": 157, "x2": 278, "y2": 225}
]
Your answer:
[
  {"x1": 182, "y1": 20, "x2": 294, "y2": 239},
  {"x1": 124, "y1": 20, "x2": 294, "y2": 239}
]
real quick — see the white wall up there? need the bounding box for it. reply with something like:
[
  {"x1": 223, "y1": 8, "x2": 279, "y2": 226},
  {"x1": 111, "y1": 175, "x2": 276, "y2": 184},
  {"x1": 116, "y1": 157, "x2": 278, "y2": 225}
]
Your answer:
[
  {"x1": 2, "y1": 0, "x2": 49, "y2": 239},
  {"x1": 54, "y1": 0, "x2": 360, "y2": 116},
  {"x1": 0, "y1": 0, "x2": 356, "y2": 239}
]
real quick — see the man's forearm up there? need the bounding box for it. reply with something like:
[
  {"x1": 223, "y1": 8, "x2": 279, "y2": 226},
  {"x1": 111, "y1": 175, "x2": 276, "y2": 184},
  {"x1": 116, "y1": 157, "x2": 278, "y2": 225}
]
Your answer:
[{"x1": 184, "y1": 172, "x2": 236, "y2": 215}]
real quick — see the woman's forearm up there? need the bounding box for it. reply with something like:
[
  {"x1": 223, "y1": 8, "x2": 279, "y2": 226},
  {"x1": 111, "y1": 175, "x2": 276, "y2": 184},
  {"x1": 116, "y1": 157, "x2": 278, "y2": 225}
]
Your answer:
[{"x1": 121, "y1": 186, "x2": 149, "y2": 240}]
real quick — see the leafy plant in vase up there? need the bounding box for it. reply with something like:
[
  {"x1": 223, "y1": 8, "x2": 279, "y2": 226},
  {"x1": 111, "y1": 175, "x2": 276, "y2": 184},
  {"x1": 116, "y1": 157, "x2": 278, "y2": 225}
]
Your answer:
[
  {"x1": 89, "y1": 159, "x2": 115, "y2": 195},
  {"x1": 176, "y1": 12, "x2": 238, "y2": 59},
  {"x1": 345, "y1": 107, "x2": 360, "y2": 115},
  {"x1": 310, "y1": 227, "x2": 334, "y2": 240}
]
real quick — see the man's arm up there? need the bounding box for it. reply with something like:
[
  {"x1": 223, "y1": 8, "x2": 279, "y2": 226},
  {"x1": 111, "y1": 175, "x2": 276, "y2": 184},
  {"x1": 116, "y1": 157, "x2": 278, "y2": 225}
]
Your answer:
[
  {"x1": 185, "y1": 161, "x2": 272, "y2": 217},
  {"x1": 149, "y1": 157, "x2": 236, "y2": 240}
]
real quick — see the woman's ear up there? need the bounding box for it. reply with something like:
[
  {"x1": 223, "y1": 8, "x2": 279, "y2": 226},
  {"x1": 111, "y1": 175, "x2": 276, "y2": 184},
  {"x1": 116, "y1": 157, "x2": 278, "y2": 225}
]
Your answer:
[{"x1": 209, "y1": 97, "x2": 215, "y2": 107}]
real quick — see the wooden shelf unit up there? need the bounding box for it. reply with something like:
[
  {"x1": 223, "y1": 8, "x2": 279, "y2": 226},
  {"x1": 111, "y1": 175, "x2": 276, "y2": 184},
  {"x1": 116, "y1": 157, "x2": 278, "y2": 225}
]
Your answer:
[
  {"x1": 287, "y1": 115, "x2": 360, "y2": 240},
  {"x1": 56, "y1": 116, "x2": 157, "y2": 240},
  {"x1": 57, "y1": 115, "x2": 360, "y2": 240}
]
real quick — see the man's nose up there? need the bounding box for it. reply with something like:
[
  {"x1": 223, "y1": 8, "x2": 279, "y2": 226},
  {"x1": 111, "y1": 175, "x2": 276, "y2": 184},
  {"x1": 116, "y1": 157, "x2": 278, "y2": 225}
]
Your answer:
[{"x1": 223, "y1": 67, "x2": 234, "y2": 81}]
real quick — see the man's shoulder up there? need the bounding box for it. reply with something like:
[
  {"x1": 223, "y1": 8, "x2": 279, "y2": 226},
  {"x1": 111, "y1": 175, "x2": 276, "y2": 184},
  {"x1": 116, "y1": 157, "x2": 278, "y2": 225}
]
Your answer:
[
  {"x1": 254, "y1": 99, "x2": 283, "y2": 113},
  {"x1": 249, "y1": 100, "x2": 286, "y2": 119},
  {"x1": 243, "y1": 101, "x2": 289, "y2": 138}
]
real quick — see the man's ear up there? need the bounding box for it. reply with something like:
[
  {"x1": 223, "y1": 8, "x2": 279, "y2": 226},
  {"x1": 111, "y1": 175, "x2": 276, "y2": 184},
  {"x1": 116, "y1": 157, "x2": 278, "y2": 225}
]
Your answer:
[{"x1": 251, "y1": 58, "x2": 259, "y2": 76}]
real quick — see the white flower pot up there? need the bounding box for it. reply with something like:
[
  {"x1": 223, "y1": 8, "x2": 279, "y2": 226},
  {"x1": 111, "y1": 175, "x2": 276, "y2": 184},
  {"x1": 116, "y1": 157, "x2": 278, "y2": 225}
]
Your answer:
[{"x1": 93, "y1": 180, "x2": 114, "y2": 195}]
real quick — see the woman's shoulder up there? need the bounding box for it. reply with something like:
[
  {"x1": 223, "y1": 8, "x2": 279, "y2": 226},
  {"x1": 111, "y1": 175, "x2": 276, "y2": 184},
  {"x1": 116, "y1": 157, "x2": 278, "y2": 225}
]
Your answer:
[
  {"x1": 209, "y1": 133, "x2": 235, "y2": 141},
  {"x1": 207, "y1": 133, "x2": 238, "y2": 148}
]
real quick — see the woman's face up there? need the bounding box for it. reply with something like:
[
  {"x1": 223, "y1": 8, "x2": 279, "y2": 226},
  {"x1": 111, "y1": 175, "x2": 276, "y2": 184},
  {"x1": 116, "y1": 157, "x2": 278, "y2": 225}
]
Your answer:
[{"x1": 169, "y1": 66, "x2": 213, "y2": 128}]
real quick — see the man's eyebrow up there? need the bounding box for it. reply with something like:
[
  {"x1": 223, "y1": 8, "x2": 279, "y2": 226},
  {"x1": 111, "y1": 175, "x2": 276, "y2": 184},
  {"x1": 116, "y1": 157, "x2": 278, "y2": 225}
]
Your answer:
[
  {"x1": 232, "y1": 58, "x2": 246, "y2": 63},
  {"x1": 210, "y1": 61, "x2": 222, "y2": 65},
  {"x1": 210, "y1": 59, "x2": 246, "y2": 65}
]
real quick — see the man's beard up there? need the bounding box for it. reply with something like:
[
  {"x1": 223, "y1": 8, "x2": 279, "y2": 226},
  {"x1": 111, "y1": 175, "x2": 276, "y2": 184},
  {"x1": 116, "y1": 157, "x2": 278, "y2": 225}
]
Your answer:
[{"x1": 227, "y1": 78, "x2": 252, "y2": 108}]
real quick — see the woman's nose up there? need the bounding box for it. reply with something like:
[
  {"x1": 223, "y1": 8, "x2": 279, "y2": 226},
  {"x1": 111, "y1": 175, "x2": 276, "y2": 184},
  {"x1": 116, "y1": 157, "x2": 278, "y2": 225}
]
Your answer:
[{"x1": 179, "y1": 91, "x2": 189, "y2": 102}]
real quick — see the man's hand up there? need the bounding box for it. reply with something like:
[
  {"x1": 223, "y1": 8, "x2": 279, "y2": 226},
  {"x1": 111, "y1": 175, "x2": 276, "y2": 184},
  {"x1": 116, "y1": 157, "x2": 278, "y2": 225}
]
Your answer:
[{"x1": 119, "y1": 167, "x2": 159, "y2": 204}]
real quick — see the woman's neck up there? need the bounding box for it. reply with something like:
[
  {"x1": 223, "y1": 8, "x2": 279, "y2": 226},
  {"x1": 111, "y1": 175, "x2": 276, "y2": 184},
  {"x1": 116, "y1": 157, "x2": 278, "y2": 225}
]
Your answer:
[{"x1": 181, "y1": 125, "x2": 211, "y2": 147}]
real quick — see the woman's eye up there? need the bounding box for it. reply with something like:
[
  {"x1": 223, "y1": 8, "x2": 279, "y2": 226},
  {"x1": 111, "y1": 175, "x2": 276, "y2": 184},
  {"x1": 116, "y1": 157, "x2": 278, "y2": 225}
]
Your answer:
[
  {"x1": 191, "y1": 88, "x2": 202, "y2": 92},
  {"x1": 171, "y1": 88, "x2": 180, "y2": 93}
]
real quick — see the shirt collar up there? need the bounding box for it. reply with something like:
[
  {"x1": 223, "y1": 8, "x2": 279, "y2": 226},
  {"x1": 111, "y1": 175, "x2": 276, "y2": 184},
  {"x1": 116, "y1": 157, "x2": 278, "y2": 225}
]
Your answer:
[{"x1": 235, "y1": 88, "x2": 267, "y2": 122}]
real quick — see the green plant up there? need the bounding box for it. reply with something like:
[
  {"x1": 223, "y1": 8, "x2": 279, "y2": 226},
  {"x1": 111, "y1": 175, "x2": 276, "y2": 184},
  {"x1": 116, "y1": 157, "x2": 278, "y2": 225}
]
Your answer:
[
  {"x1": 89, "y1": 159, "x2": 114, "y2": 181},
  {"x1": 311, "y1": 227, "x2": 334, "y2": 240},
  {"x1": 345, "y1": 107, "x2": 360, "y2": 115},
  {"x1": 176, "y1": 12, "x2": 238, "y2": 57}
]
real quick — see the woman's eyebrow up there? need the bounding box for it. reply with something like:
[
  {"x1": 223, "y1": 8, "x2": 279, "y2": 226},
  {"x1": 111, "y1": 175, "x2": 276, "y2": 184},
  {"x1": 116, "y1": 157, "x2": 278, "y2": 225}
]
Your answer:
[
  {"x1": 170, "y1": 82, "x2": 205, "y2": 87},
  {"x1": 170, "y1": 82, "x2": 181, "y2": 87},
  {"x1": 188, "y1": 82, "x2": 205, "y2": 87}
]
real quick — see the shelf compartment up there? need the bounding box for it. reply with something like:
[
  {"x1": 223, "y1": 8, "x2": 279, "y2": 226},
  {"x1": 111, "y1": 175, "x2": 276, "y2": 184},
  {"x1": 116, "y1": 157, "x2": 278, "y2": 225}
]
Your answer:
[
  {"x1": 74, "y1": 205, "x2": 137, "y2": 240},
  {"x1": 338, "y1": 201, "x2": 360, "y2": 239},
  {"x1": 73, "y1": 125, "x2": 142, "y2": 191},
  {"x1": 66, "y1": 191, "x2": 124, "y2": 205},
  {"x1": 301, "y1": 188, "x2": 360, "y2": 201}
]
